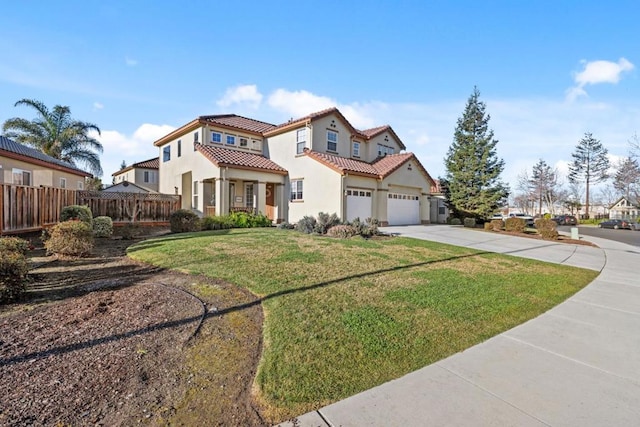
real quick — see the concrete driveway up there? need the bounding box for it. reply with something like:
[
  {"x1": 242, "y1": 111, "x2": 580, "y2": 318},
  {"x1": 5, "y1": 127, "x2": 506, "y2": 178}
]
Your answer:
[{"x1": 280, "y1": 225, "x2": 640, "y2": 426}]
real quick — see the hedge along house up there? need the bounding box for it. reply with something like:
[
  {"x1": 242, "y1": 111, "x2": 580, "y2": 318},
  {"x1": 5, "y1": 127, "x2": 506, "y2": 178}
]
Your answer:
[
  {"x1": 0, "y1": 135, "x2": 91, "y2": 189},
  {"x1": 154, "y1": 108, "x2": 435, "y2": 225}
]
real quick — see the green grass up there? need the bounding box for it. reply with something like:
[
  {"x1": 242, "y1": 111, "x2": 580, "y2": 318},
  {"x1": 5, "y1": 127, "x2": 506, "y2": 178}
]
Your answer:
[{"x1": 127, "y1": 228, "x2": 598, "y2": 421}]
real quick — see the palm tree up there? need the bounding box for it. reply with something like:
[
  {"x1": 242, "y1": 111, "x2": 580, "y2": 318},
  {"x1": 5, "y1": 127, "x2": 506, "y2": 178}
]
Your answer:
[{"x1": 2, "y1": 99, "x2": 104, "y2": 176}]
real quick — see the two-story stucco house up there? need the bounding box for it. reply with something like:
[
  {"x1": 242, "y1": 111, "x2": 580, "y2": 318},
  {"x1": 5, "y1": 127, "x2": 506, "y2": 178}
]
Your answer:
[
  {"x1": 111, "y1": 157, "x2": 160, "y2": 192},
  {"x1": 153, "y1": 108, "x2": 435, "y2": 226},
  {"x1": 0, "y1": 135, "x2": 91, "y2": 188}
]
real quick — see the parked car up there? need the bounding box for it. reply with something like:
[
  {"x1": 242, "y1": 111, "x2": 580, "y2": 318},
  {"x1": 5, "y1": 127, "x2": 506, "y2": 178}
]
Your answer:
[
  {"x1": 507, "y1": 213, "x2": 535, "y2": 227},
  {"x1": 598, "y1": 219, "x2": 633, "y2": 230},
  {"x1": 551, "y1": 215, "x2": 578, "y2": 226}
]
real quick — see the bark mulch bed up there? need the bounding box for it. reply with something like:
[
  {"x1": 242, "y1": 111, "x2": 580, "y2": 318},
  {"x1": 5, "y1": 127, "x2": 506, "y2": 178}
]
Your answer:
[{"x1": 0, "y1": 229, "x2": 266, "y2": 426}]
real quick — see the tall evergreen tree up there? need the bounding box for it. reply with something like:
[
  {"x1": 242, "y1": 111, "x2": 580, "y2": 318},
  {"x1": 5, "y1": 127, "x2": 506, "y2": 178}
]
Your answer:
[
  {"x1": 441, "y1": 87, "x2": 509, "y2": 219},
  {"x1": 568, "y1": 132, "x2": 609, "y2": 218},
  {"x1": 2, "y1": 99, "x2": 103, "y2": 176},
  {"x1": 613, "y1": 156, "x2": 640, "y2": 199}
]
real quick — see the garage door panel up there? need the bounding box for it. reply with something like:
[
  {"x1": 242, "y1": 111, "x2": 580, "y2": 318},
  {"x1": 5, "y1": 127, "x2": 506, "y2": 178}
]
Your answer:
[
  {"x1": 346, "y1": 189, "x2": 372, "y2": 222},
  {"x1": 387, "y1": 193, "x2": 419, "y2": 225}
]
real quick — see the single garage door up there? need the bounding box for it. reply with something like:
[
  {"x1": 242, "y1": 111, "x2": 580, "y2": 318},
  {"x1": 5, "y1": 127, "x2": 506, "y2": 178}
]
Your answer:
[
  {"x1": 387, "y1": 193, "x2": 420, "y2": 225},
  {"x1": 346, "y1": 189, "x2": 372, "y2": 221}
]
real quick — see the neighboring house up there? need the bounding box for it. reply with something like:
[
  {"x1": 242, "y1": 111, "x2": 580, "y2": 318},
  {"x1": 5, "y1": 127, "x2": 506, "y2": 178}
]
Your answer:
[
  {"x1": 0, "y1": 135, "x2": 91, "y2": 189},
  {"x1": 609, "y1": 196, "x2": 639, "y2": 220},
  {"x1": 111, "y1": 157, "x2": 159, "y2": 192},
  {"x1": 153, "y1": 107, "x2": 435, "y2": 225},
  {"x1": 102, "y1": 180, "x2": 157, "y2": 194},
  {"x1": 429, "y1": 180, "x2": 449, "y2": 223}
]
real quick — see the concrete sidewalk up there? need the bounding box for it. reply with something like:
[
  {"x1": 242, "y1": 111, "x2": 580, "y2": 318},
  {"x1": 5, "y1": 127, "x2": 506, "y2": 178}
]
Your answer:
[{"x1": 280, "y1": 225, "x2": 640, "y2": 426}]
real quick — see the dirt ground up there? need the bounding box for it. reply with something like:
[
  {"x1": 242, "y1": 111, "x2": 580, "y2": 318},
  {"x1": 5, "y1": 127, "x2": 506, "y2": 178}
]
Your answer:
[{"x1": 0, "y1": 229, "x2": 267, "y2": 426}]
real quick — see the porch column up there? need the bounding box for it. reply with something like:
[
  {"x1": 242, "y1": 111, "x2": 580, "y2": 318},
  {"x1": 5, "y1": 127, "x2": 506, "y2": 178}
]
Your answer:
[
  {"x1": 276, "y1": 183, "x2": 286, "y2": 223},
  {"x1": 378, "y1": 188, "x2": 389, "y2": 226},
  {"x1": 215, "y1": 178, "x2": 229, "y2": 216},
  {"x1": 256, "y1": 181, "x2": 267, "y2": 216}
]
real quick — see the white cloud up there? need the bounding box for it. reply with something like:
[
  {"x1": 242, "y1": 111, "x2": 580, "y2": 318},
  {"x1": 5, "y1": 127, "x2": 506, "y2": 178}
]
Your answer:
[
  {"x1": 92, "y1": 123, "x2": 175, "y2": 179},
  {"x1": 125, "y1": 57, "x2": 138, "y2": 67},
  {"x1": 217, "y1": 84, "x2": 263, "y2": 109},
  {"x1": 567, "y1": 58, "x2": 634, "y2": 101},
  {"x1": 93, "y1": 102, "x2": 104, "y2": 110}
]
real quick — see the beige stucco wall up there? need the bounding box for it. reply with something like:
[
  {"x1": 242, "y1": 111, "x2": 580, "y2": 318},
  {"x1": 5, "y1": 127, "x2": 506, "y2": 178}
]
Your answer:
[
  {"x1": 381, "y1": 163, "x2": 434, "y2": 224},
  {"x1": 364, "y1": 132, "x2": 404, "y2": 161},
  {"x1": 309, "y1": 115, "x2": 353, "y2": 158},
  {"x1": 0, "y1": 155, "x2": 86, "y2": 189},
  {"x1": 205, "y1": 125, "x2": 263, "y2": 153}
]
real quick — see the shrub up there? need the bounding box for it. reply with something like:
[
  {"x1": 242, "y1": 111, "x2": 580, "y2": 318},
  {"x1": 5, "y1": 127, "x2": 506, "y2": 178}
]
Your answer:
[
  {"x1": 490, "y1": 219, "x2": 504, "y2": 231},
  {"x1": 60, "y1": 205, "x2": 93, "y2": 226},
  {"x1": 484, "y1": 222, "x2": 493, "y2": 231},
  {"x1": 505, "y1": 217, "x2": 526, "y2": 233},
  {"x1": 0, "y1": 236, "x2": 30, "y2": 255},
  {"x1": 327, "y1": 224, "x2": 358, "y2": 239},
  {"x1": 277, "y1": 221, "x2": 295, "y2": 230},
  {"x1": 536, "y1": 218, "x2": 559, "y2": 240},
  {"x1": 450, "y1": 218, "x2": 462, "y2": 225},
  {"x1": 170, "y1": 209, "x2": 201, "y2": 233},
  {"x1": 463, "y1": 217, "x2": 477, "y2": 228},
  {"x1": 93, "y1": 216, "x2": 113, "y2": 238},
  {"x1": 45, "y1": 220, "x2": 93, "y2": 257},
  {"x1": 0, "y1": 244, "x2": 28, "y2": 303},
  {"x1": 119, "y1": 222, "x2": 141, "y2": 240},
  {"x1": 201, "y1": 215, "x2": 233, "y2": 230},
  {"x1": 295, "y1": 215, "x2": 317, "y2": 234},
  {"x1": 314, "y1": 212, "x2": 341, "y2": 234}
]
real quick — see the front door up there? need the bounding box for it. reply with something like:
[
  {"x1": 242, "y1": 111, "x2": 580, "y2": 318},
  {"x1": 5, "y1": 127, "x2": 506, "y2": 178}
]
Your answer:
[{"x1": 266, "y1": 183, "x2": 275, "y2": 220}]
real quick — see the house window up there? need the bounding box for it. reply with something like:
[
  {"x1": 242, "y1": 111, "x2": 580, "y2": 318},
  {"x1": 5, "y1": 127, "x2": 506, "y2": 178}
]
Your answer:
[
  {"x1": 194, "y1": 132, "x2": 199, "y2": 143},
  {"x1": 353, "y1": 142, "x2": 360, "y2": 157},
  {"x1": 377, "y1": 144, "x2": 394, "y2": 156},
  {"x1": 211, "y1": 132, "x2": 222, "y2": 143},
  {"x1": 60, "y1": 178, "x2": 66, "y2": 189},
  {"x1": 163, "y1": 145, "x2": 171, "y2": 162},
  {"x1": 290, "y1": 179, "x2": 303, "y2": 201},
  {"x1": 178, "y1": 140, "x2": 182, "y2": 157},
  {"x1": 439, "y1": 206, "x2": 445, "y2": 215},
  {"x1": 240, "y1": 138, "x2": 248, "y2": 147},
  {"x1": 226, "y1": 135, "x2": 235, "y2": 145},
  {"x1": 296, "y1": 128, "x2": 307, "y2": 154},
  {"x1": 193, "y1": 181, "x2": 198, "y2": 209},
  {"x1": 12, "y1": 169, "x2": 31, "y2": 186},
  {"x1": 77, "y1": 181, "x2": 84, "y2": 190},
  {"x1": 144, "y1": 171, "x2": 150, "y2": 183},
  {"x1": 327, "y1": 131, "x2": 338, "y2": 152}
]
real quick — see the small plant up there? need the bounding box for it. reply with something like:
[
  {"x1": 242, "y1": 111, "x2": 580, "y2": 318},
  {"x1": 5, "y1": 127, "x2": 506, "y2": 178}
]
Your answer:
[
  {"x1": 505, "y1": 217, "x2": 526, "y2": 233},
  {"x1": 0, "y1": 246, "x2": 28, "y2": 303},
  {"x1": 314, "y1": 212, "x2": 341, "y2": 234},
  {"x1": 450, "y1": 218, "x2": 462, "y2": 226},
  {"x1": 201, "y1": 215, "x2": 232, "y2": 230},
  {"x1": 0, "y1": 236, "x2": 31, "y2": 255},
  {"x1": 45, "y1": 220, "x2": 94, "y2": 257},
  {"x1": 60, "y1": 205, "x2": 93, "y2": 226},
  {"x1": 277, "y1": 221, "x2": 295, "y2": 230},
  {"x1": 93, "y1": 216, "x2": 113, "y2": 238},
  {"x1": 327, "y1": 224, "x2": 358, "y2": 239},
  {"x1": 484, "y1": 222, "x2": 493, "y2": 231},
  {"x1": 119, "y1": 222, "x2": 141, "y2": 240},
  {"x1": 536, "y1": 218, "x2": 559, "y2": 240},
  {"x1": 490, "y1": 219, "x2": 504, "y2": 231},
  {"x1": 463, "y1": 217, "x2": 477, "y2": 228},
  {"x1": 170, "y1": 209, "x2": 201, "y2": 233},
  {"x1": 295, "y1": 215, "x2": 317, "y2": 234}
]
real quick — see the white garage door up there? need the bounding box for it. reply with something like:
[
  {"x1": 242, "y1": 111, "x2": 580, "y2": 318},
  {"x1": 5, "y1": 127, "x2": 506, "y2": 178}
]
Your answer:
[
  {"x1": 346, "y1": 189, "x2": 372, "y2": 222},
  {"x1": 387, "y1": 193, "x2": 420, "y2": 225}
]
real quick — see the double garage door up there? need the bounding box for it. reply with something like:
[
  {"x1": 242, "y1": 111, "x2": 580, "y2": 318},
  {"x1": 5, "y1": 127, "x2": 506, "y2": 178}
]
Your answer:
[{"x1": 387, "y1": 193, "x2": 420, "y2": 225}]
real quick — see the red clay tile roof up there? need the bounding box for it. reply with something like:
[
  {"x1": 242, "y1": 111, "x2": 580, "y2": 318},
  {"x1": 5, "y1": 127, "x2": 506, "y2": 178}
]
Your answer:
[
  {"x1": 305, "y1": 149, "x2": 434, "y2": 184},
  {"x1": 0, "y1": 135, "x2": 92, "y2": 177},
  {"x1": 199, "y1": 115, "x2": 276, "y2": 134},
  {"x1": 264, "y1": 107, "x2": 362, "y2": 137},
  {"x1": 196, "y1": 144, "x2": 287, "y2": 175},
  {"x1": 112, "y1": 157, "x2": 159, "y2": 176},
  {"x1": 358, "y1": 125, "x2": 406, "y2": 150}
]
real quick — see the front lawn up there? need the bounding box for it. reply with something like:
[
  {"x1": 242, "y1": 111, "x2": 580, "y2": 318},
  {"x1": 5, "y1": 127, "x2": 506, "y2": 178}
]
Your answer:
[{"x1": 127, "y1": 228, "x2": 598, "y2": 422}]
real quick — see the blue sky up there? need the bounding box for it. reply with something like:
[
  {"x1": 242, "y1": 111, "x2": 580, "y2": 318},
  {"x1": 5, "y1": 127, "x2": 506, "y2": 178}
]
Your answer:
[{"x1": 1, "y1": 1, "x2": 638, "y2": 197}]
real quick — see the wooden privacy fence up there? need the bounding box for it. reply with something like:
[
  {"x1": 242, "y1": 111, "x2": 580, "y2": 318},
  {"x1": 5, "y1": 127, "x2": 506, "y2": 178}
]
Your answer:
[{"x1": 1, "y1": 184, "x2": 181, "y2": 235}]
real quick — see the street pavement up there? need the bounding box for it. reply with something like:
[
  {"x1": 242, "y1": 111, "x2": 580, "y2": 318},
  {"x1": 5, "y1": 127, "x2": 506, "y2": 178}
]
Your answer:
[{"x1": 278, "y1": 225, "x2": 640, "y2": 427}]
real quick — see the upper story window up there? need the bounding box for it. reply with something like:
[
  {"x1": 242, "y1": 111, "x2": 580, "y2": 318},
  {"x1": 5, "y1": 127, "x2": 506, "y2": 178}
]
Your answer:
[
  {"x1": 353, "y1": 142, "x2": 360, "y2": 157},
  {"x1": 194, "y1": 132, "x2": 199, "y2": 143},
  {"x1": 240, "y1": 138, "x2": 248, "y2": 147},
  {"x1": 327, "y1": 130, "x2": 338, "y2": 152},
  {"x1": 60, "y1": 178, "x2": 66, "y2": 189},
  {"x1": 144, "y1": 170, "x2": 150, "y2": 183},
  {"x1": 77, "y1": 181, "x2": 84, "y2": 190},
  {"x1": 296, "y1": 128, "x2": 307, "y2": 154},
  {"x1": 12, "y1": 168, "x2": 31, "y2": 186},
  {"x1": 377, "y1": 144, "x2": 394, "y2": 156},
  {"x1": 211, "y1": 132, "x2": 222, "y2": 143},
  {"x1": 226, "y1": 135, "x2": 235, "y2": 145},
  {"x1": 290, "y1": 179, "x2": 303, "y2": 201},
  {"x1": 177, "y1": 140, "x2": 182, "y2": 157},
  {"x1": 163, "y1": 145, "x2": 171, "y2": 162}
]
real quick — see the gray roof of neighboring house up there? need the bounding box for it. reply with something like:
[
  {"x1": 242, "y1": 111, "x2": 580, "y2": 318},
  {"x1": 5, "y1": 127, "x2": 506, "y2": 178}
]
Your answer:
[{"x1": 0, "y1": 135, "x2": 91, "y2": 176}]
